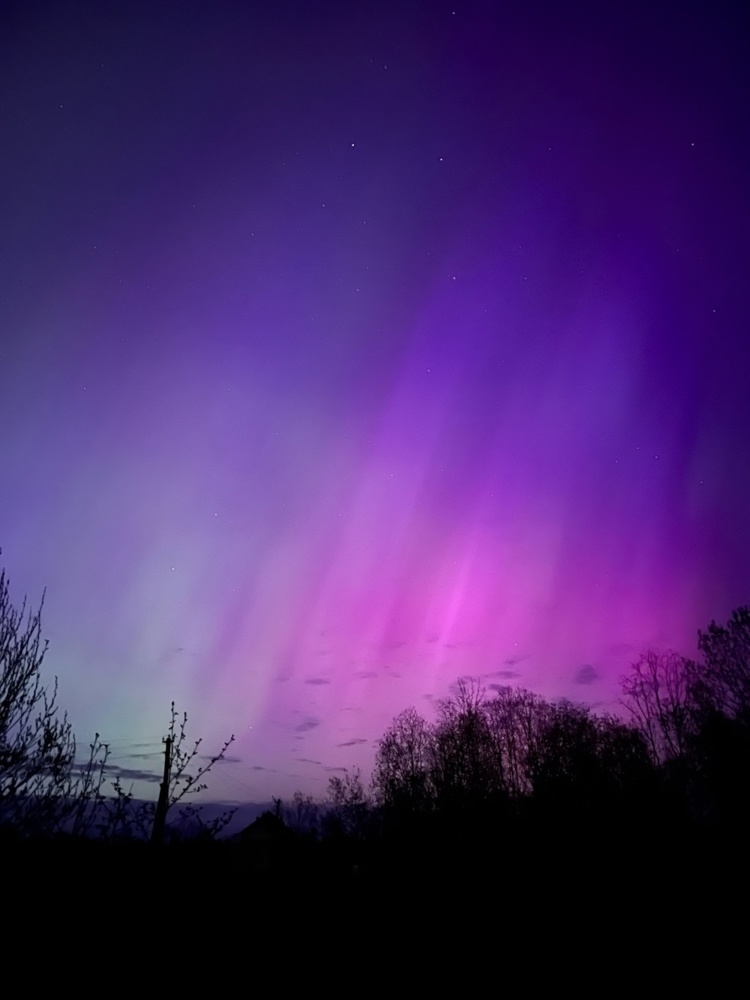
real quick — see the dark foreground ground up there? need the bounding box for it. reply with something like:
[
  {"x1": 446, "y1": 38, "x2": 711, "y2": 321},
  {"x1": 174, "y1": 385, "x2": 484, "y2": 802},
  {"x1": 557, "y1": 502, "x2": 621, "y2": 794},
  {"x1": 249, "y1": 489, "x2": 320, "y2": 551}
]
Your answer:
[{"x1": 5, "y1": 820, "x2": 747, "y2": 985}]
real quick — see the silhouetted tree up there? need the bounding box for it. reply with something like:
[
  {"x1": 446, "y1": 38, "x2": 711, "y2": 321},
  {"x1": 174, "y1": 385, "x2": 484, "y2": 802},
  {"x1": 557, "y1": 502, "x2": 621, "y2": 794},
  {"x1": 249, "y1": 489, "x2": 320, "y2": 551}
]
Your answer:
[
  {"x1": 619, "y1": 612, "x2": 750, "y2": 829},
  {"x1": 682, "y1": 608, "x2": 750, "y2": 829},
  {"x1": 530, "y1": 700, "x2": 655, "y2": 822},
  {"x1": 694, "y1": 607, "x2": 750, "y2": 720},
  {"x1": 146, "y1": 703, "x2": 236, "y2": 844},
  {"x1": 483, "y1": 685, "x2": 548, "y2": 798},
  {"x1": 284, "y1": 790, "x2": 320, "y2": 839},
  {"x1": 430, "y1": 678, "x2": 501, "y2": 811},
  {"x1": 324, "y1": 767, "x2": 374, "y2": 840},
  {"x1": 593, "y1": 713, "x2": 655, "y2": 795},
  {"x1": 530, "y1": 700, "x2": 598, "y2": 801},
  {"x1": 619, "y1": 650, "x2": 696, "y2": 765},
  {"x1": 373, "y1": 706, "x2": 433, "y2": 818},
  {"x1": 0, "y1": 565, "x2": 77, "y2": 833}
]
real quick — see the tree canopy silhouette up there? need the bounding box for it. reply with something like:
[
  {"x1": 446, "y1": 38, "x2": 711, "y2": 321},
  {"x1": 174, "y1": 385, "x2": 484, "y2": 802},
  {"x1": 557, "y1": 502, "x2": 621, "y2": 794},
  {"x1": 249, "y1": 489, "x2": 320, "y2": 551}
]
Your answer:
[{"x1": 0, "y1": 564, "x2": 76, "y2": 833}]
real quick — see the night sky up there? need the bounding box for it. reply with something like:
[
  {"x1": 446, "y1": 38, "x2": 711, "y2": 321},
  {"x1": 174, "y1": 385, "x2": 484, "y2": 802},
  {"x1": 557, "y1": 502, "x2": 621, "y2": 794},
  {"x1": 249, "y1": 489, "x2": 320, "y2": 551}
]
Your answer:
[{"x1": 2, "y1": 0, "x2": 749, "y2": 802}]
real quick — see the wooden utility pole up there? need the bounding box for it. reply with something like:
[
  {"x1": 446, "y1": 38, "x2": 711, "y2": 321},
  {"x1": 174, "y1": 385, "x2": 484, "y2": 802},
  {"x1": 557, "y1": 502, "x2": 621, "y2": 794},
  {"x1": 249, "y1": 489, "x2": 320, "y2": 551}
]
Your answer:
[{"x1": 150, "y1": 735, "x2": 172, "y2": 845}]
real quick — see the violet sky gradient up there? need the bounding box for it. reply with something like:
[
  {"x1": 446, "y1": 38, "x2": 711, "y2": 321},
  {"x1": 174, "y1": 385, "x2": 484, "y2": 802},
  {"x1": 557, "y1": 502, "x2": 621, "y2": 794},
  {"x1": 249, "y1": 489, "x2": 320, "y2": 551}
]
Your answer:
[{"x1": 2, "y1": 1, "x2": 749, "y2": 801}]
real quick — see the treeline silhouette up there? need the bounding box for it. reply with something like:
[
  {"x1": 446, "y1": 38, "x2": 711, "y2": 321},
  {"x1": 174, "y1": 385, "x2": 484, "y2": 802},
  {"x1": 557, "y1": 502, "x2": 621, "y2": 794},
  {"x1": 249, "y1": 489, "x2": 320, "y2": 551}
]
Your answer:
[
  {"x1": 267, "y1": 607, "x2": 750, "y2": 910},
  {"x1": 318, "y1": 607, "x2": 750, "y2": 828},
  {"x1": 3, "y1": 550, "x2": 750, "y2": 934}
]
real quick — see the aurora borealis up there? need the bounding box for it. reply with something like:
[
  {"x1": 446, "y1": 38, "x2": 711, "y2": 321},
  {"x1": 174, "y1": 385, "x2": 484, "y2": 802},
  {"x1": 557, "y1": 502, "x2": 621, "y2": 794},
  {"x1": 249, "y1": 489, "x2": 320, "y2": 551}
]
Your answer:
[{"x1": 1, "y1": 1, "x2": 748, "y2": 801}]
